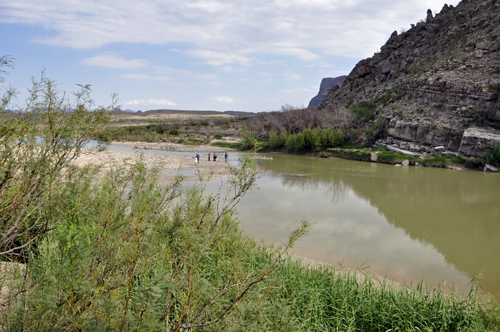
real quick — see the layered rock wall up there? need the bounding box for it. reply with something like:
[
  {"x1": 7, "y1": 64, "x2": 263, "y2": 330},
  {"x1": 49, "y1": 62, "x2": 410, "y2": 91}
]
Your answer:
[{"x1": 320, "y1": 0, "x2": 500, "y2": 156}]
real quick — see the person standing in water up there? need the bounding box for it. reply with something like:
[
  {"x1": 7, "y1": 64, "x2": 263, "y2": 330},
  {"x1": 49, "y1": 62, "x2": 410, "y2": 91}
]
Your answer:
[
  {"x1": 224, "y1": 151, "x2": 228, "y2": 162},
  {"x1": 213, "y1": 153, "x2": 217, "y2": 161},
  {"x1": 208, "y1": 152, "x2": 211, "y2": 161}
]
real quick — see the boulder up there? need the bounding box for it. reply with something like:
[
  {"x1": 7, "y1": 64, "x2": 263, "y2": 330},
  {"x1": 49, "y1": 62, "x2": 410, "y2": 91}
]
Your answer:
[
  {"x1": 459, "y1": 128, "x2": 500, "y2": 157},
  {"x1": 484, "y1": 164, "x2": 499, "y2": 172},
  {"x1": 371, "y1": 153, "x2": 378, "y2": 162},
  {"x1": 402, "y1": 159, "x2": 410, "y2": 166},
  {"x1": 379, "y1": 60, "x2": 392, "y2": 75}
]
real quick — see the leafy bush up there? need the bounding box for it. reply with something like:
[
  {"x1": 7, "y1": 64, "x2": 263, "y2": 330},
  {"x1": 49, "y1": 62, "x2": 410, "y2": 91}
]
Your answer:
[
  {"x1": 240, "y1": 131, "x2": 259, "y2": 150},
  {"x1": 365, "y1": 116, "x2": 387, "y2": 145},
  {"x1": 168, "y1": 128, "x2": 179, "y2": 135},
  {"x1": 0, "y1": 74, "x2": 111, "y2": 260},
  {"x1": 214, "y1": 133, "x2": 224, "y2": 139},
  {"x1": 349, "y1": 101, "x2": 377, "y2": 121},
  {"x1": 265, "y1": 128, "x2": 343, "y2": 153},
  {"x1": 484, "y1": 144, "x2": 500, "y2": 166}
]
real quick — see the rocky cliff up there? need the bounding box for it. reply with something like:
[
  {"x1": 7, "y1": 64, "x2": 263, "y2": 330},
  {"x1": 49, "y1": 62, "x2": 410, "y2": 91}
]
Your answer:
[
  {"x1": 320, "y1": 0, "x2": 500, "y2": 156},
  {"x1": 308, "y1": 76, "x2": 347, "y2": 107}
]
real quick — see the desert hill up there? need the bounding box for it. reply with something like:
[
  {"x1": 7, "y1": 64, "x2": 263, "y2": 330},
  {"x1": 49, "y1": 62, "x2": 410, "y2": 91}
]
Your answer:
[{"x1": 320, "y1": 0, "x2": 500, "y2": 156}]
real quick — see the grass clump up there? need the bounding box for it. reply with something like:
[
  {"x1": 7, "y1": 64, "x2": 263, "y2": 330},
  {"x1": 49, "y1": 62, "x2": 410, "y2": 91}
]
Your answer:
[
  {"x1": 325, "y1": 148, "x2": 372, "y2": 162},
  {"x1": 271, "y1": 261, "x2": 497, "y2": 331}
]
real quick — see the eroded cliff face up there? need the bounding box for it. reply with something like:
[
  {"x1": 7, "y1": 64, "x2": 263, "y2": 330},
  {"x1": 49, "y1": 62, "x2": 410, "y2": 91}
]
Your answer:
[
  {"x1": 308, "y1": 76, "x2": 347, "y2": 108},
  {"x1": 320, "y1": 0, "x2": 500, "y2": 156}
]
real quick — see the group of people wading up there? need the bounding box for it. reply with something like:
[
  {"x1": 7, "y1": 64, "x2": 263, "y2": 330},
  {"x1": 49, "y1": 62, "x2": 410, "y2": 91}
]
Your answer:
[{"x1": 194, "y1": 151, "x2": 228, "y2": 165}]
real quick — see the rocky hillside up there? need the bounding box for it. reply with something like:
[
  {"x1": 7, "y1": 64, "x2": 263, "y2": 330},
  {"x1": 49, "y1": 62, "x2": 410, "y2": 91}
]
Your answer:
[
  {"x1": 320, "y1": 0, "x2": 500, "y2": 156},
  {"x1": 308, "y1": 76, "x2": 347, "y2": 107}
]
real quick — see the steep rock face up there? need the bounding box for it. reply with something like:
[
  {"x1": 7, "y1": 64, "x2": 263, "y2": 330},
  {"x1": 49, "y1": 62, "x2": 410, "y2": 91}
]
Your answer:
[
  {"x1": 308, "y1": 76, "x2": 347, "y2": 107},
  {"x1": 320, "y1": 0, "x2": 500, "y2": 156}
]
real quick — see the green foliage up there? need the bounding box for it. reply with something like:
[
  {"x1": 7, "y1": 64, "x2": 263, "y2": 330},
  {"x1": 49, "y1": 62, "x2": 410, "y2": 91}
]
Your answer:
[
  {"x1": 419, "y1": 155, "x2": 449, "y2": 167},
  {"x1": 394, "y1": 103, "x2": 404, "y2": 118},
  {"x1": 270, "y1": 261, "x2": 493, "y2": 332},
  {"x1": 184, "y1": 141, "x2": 202, "y2": 146},
  {"x1": 266, "y1": 128, "x2": 343, "y2": 153},
  {"x1": 211, "y1": 141, "x2": 241, "y2": 149},
  {"x1": 365, "y1": 116, "x2": 387, "y2": 146},
  {"x1": 240, "y1": 131, "x2": 260, "y2": 150},
  {"x1": 326, "y1": 149, "x2": 372, "y2": 162},
  {"x1": 214, "y1": 133, "x2": 224, "y2": 139},
  {"x1": 2, "y1": 66, "x2": 498, "y2": 331},
  {"x1": 483, "y1": 144, "x2": 500, "y2": 166},
  {"x1": 0, "y1": 74, "x2": 112, "y2": 259},
  {"x1": 0, "y1": 55, "x2": 15, "y2": 83},
  {"x1": 349, "y1": 101, "x2": 377, "y2": 121}
]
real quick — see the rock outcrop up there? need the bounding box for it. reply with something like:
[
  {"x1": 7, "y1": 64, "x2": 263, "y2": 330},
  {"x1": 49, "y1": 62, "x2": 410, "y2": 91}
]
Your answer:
[
  {"x1": 320, "y1": 0, "x2": 500, "y2": 156},
  {"x1": 308, "y1": 76, "x2": 347, "y2": 107}
]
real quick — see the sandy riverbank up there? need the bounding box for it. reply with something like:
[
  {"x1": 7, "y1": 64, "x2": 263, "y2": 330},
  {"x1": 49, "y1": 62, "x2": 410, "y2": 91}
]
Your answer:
[
  {"x1": 73, "y1": 149, "x2": 233, "y2": 184},
  {"x1": 110, "y1": 140, "x2": 239, "y2": 152}
]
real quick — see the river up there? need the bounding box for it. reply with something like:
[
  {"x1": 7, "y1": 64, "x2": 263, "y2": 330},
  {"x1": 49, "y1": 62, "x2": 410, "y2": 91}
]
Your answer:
[{"x1": 98, "y1": 142, "x2": 500, "y2": 297}]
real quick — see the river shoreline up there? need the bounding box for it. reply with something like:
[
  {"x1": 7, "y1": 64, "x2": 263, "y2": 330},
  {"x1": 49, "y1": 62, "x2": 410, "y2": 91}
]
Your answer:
[{"x1": 73, "y1": 148, "x2": 234, "y2": 184}]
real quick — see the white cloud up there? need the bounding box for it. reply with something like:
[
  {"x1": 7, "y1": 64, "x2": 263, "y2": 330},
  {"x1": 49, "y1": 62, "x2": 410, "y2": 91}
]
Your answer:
[
  {"x1": 124, "y1": 98, "x2": 177, "y2": 106},
  {"x1": 81, "y1": 52, "x2": 148, "y2": 68},
  {"x1": 156, "y1": 66, "x2": 219, "y2": 80},
  {"x1": 120, "y1": 74, "x2": 172, "y2": 81},
  {"x1": 185, "y1": 49, "x2": 252, "y2": 66},
  {"x1": 284, "y1": 70, "x2": 301, "y2": 81},
  {"x1": 1, "y1": 0, "x2": 460, "y2": 59},
  {"x1": 280, "y1": 86, "x2": 317, "y2": 94},
  {"x1": 213, "y1": 97, "x2": 233, "y2": 103}
]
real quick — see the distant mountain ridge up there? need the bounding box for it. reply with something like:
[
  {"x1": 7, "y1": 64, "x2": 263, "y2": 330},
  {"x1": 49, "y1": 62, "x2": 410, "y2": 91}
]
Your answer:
[
  {"x1": 320, "y1": 0, "x2": 500, "y2": 156},
  {"x1": 308, "y1": 76, "x2": 347, "y2": 107}
]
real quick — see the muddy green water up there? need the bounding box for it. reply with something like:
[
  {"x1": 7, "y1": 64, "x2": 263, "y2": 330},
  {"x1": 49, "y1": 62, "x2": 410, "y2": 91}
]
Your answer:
[
  {"x1": 101, "y1": 142, "x2": 500, "y2": 296},
  {"x1": 234, "y1": 154, "x2": 500, "y2": 296}
]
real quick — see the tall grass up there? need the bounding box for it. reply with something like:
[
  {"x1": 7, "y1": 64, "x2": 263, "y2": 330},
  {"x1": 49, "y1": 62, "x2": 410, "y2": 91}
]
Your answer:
[{"x1": 271, "y1": 259, "x2": 495, "y2": 331}]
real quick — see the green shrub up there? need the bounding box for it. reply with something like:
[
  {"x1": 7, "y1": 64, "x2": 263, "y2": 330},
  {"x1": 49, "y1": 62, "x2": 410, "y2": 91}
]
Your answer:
[
  {"x1": 484, "y1": 144, "x2": 500, "y2": 166},
  {"x1": 365, "y1": 116, "x2": 387, "y2": 146},
  {"x1": 214, "y1": 133, "x2": 224, "y2": 139},
  {"x1": 349, "y1": 101, "x2": 377, "y2": 121},
  {"x1": 266, "y1": 128, "x2": 343, "y2": 153},
  {"x1": 169, "y1": 128, "x2": 179, "y2": 135}
]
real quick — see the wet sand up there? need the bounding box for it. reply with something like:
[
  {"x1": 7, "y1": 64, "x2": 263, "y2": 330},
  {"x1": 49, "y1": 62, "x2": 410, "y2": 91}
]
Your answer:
[{"x1": 73, "y1": 149, "x2": 233, "y2": 184}]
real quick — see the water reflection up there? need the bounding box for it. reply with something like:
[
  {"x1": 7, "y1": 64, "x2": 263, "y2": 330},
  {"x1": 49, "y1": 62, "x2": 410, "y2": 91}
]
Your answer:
[
  {"x1": 95, "y1": 143, "x2": 500, "y2": 296},
  {"x1": 240, "y1": 154, "x2": 500, "y2": 296}
]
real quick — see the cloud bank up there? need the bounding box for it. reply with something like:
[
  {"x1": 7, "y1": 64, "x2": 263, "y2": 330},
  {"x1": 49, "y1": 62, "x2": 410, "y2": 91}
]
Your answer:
[
  {"x1": 1, "y1": 0, "x2": 459, "y2": 59},
  {"x1": 213, "y1": 97, "x2": 234, "y2": 103},
  {"x1": 124, "y1": 98, "x2": 177, "y2": 106}
]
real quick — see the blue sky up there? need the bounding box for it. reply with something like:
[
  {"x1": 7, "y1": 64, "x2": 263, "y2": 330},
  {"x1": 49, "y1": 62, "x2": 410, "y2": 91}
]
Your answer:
[{"x1": 1, "y1": 0, "x2": 459, "y2": 112}]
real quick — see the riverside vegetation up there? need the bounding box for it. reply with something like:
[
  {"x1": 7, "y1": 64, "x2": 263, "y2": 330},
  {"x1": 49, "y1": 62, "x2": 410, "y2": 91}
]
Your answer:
[
  {"x1": 1, "y1": 69, "x2": 500, "y2": 330},
  {"x1": 243, "y1": 104, "x2": 500, "y2": 170}
]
